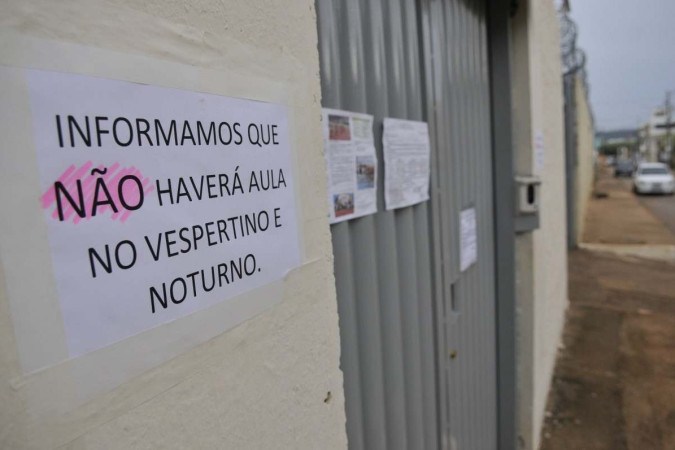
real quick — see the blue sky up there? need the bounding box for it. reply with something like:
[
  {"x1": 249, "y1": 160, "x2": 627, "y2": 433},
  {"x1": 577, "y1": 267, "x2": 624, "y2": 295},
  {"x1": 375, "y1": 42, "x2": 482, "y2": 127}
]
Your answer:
[{"x1": 569, "y1": 0, "x2": 675, "y2": 131}]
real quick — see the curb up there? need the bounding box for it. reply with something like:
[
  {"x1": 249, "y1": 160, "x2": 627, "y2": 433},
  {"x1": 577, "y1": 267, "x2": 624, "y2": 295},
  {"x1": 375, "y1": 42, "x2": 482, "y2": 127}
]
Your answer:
[{"x1": 578, "y1": 243, "x2": 675, "y2": 262}]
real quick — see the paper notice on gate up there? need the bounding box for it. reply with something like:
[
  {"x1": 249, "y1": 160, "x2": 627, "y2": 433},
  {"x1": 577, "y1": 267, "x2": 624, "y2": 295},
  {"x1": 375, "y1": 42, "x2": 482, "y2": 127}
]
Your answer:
[
  {"x1": 382, "y1": 118, "x2": 431, "y2": 210},
  {"x1": 534, "y1": 129, "x2": 545, "y2": 174},
  {"x1": 322, "y1": 108, "x2": 378, "y2": 224},
  {"x1": 460, "y1": 207, "x2": 478, "y2": 272}
]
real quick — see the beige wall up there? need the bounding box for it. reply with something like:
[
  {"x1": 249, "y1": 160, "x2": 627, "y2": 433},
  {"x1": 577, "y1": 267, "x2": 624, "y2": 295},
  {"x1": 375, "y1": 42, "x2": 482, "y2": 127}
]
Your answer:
[
  {"x1": 0, "y1": 1, "x2": 347, "y2": 449},
  {"x1": 529, "y1": 1, "x2": 569, "y2": 446},
  {"x1": 574, "y1": 74, "x2": 596, "y2": 243},
  {"x1": 511, "y1": 1, "x2": 569, "y2": 449}
]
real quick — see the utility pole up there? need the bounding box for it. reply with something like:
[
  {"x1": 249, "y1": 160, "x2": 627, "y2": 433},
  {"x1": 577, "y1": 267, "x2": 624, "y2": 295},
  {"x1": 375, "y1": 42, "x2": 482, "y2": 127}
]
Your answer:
[{"x1": 667, "y1": 91, "x2": 673, "y2": 167}]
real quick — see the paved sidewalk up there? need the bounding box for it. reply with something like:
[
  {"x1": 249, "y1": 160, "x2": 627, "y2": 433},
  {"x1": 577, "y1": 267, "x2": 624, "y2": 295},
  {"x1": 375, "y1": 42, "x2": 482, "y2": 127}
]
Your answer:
[
  {"x1": 582, "y1": 168, "x2": 675, "y2": 246},
  {"x1": 541, "y1": 168, "x2": 675, "y2": 450},
  {"x1": 540, "y1": 250, "x2": 675, "y2": 450}
]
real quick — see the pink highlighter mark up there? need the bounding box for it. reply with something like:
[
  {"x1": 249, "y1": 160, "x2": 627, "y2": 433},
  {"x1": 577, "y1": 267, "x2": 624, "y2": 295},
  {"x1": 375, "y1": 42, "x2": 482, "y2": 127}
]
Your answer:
[{"x1": 40, "y1": 161, "x2": 154, "y2": 224}]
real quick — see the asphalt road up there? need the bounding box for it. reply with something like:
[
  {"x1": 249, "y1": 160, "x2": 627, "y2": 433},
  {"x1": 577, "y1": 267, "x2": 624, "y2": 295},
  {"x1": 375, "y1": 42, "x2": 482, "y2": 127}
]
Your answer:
[
  {"x1": 637, "y1": 190, "x2": 675, "y2": 235},
  {"x1": 611, "y1": 174, "x2": 675, "y2": 236}
]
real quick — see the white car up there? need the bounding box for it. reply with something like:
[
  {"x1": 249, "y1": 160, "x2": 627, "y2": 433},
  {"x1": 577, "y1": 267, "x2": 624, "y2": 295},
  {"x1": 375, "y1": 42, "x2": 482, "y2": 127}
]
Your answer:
[{"x1": 633, "y1": 163, "x2": 675, "y2": 195}]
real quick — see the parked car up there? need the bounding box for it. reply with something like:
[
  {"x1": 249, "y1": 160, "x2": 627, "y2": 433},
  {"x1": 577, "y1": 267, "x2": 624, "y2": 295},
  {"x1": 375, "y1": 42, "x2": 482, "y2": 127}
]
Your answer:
[
  {"x1": 614, "y1": 159, "x2": 634, "y2": 177},
  {"x1": 633, "y1": 163, "x2": 675, "y2": 195}
]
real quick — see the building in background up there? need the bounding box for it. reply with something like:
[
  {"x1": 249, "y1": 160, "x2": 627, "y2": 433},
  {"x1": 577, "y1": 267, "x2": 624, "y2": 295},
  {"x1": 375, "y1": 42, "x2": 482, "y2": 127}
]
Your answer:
[
  {"x1": 640, "y1": 108, "x2": 675, "y2": 163},
  {"x1": 597, "y1": 128, "x2": 639, "y2": 161}
]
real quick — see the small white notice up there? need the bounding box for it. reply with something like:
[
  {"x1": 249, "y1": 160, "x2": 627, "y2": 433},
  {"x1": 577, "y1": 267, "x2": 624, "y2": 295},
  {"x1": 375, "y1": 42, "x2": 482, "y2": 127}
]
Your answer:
[
  {"x1": 459, "y1": 207, "x2": 478, "y2": 272},
  {"x1": 382, "y1": 118, "x2": 431, "y2": 210},
  {"x1": 25, "y1": 69, "x2": 301, "y2": 357},
  {"x1": 534, "y1": 130, "x2": 545, "y2": 174},
  {"x1": 322, "y1": 108, "x2": 378, "y2": 223}
]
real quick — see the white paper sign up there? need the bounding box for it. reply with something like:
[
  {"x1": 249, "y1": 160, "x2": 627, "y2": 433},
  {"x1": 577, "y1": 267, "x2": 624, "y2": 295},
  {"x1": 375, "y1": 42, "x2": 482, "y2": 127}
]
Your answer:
[
  {"x1": 534, "y1": 130, "x2": 545, "y2": 174},
  {"x1": 322, "y1": 108, "x2": 378, "y2": 223},
  {"x1": 382, "y1": 118, "x2": 431, "y2": 210},
  {"x1": 459, "y1": 207, "x2": 478, "y2": 272},
  {"x1": 25, "y1": 69, "x2": 301, "y2": 357}
]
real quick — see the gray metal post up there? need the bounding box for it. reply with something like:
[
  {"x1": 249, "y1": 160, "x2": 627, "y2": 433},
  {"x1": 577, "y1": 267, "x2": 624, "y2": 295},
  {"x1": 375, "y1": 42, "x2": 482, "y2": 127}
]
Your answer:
[{"x1": 487, "y1": 1, "x2": 518, "y2": 449}]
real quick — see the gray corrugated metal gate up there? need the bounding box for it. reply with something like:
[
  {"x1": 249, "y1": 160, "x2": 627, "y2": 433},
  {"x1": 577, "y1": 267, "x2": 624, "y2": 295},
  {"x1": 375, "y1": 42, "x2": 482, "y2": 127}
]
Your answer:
[{"x1": 317, "y1": 0, "x2": 498, "y2": 448}]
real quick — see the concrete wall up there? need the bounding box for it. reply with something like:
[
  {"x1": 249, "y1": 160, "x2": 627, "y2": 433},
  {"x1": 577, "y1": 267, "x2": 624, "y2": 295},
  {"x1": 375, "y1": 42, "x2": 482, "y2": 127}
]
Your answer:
[
  {"x1": 529, "y1": 1, "x2": 569, "y2": 446},
  {"x1": 511, "y1": 1, "x2": 569, "y2": 449},
  {"x1": 574, "y1": 74, "x2": 597, "y2": 242},
  {"x1": 0, "y1": 1, "x2": 347, "y2": 449}
]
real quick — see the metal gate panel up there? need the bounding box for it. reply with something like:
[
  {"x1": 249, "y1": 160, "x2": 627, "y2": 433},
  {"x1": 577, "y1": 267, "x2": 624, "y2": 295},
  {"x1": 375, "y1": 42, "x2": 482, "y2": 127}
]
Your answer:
[
  {"x1": 317, "y1": 0, "x2": 496, "y2": 448},
  {"x1": 421, "y1": 0, "x2": 497, "y2": 448}
]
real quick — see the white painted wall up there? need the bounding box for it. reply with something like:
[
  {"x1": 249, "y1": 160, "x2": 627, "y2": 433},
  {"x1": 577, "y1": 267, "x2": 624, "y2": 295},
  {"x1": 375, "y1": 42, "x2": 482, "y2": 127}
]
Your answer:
[
  {"x1": 0, "y1": 1, "x2": 347, "y2": 449},
  {"x1": 530, "y1": 1, "x2": 569, "y2": 446},
  {"x1": 574, "y1": 74, "x2": 597, "y2": 242},
  {"x1": 511, "y1": 1, "x2": 569, "y2": 449}
]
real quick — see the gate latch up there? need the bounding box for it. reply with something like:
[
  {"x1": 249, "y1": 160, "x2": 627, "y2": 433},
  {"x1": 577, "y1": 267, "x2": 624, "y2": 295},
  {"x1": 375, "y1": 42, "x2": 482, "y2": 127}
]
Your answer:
[{"x1": 514, "y1": 175, "x2": 541, "y2": 233}]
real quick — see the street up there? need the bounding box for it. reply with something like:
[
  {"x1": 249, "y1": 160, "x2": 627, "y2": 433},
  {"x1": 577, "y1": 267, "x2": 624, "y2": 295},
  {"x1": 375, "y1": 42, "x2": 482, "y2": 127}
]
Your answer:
[
  {"x1": 541, "y1": 168, "x2": 675, "y2": 450},
  {"x1": 639, "y1": 193, "x2": 675, "y2": 236},
  {"x1": 582, "y1": 169, "x2": 675, "y2": 247},
  {"x1": 607, "y1": 169, "x2": 675, "y2": 236}
]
